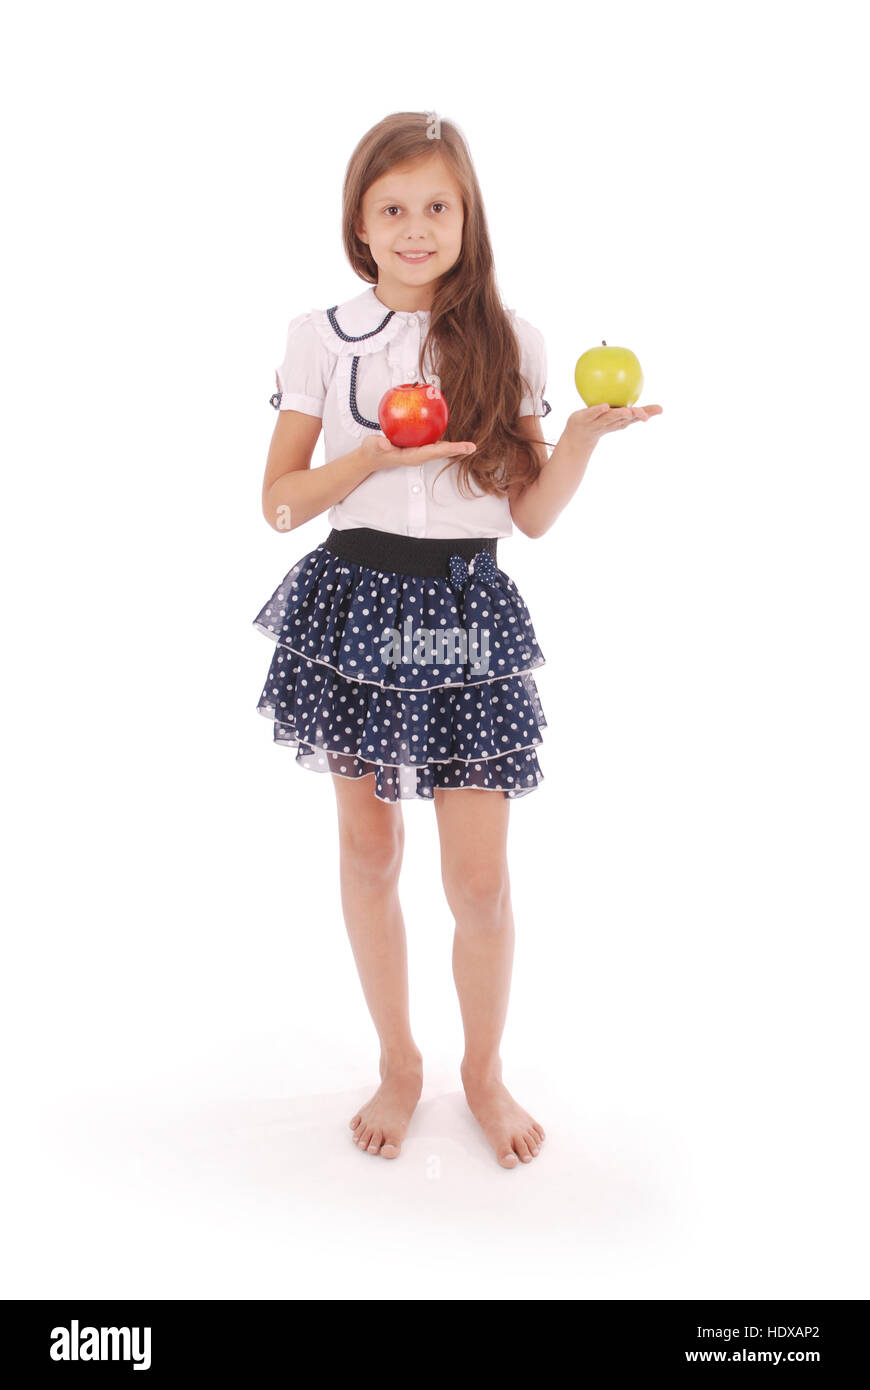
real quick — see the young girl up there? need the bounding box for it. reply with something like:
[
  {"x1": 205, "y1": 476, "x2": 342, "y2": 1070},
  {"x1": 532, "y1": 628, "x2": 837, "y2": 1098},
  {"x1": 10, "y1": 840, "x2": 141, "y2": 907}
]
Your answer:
[{"x1": 253, "y1": 112, "x2": 661, "y2": 1169}]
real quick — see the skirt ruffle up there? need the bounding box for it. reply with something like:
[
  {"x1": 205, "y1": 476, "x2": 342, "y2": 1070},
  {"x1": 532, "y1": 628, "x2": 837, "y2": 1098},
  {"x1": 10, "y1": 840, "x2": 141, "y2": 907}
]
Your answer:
[{"x1": 253, "y1": 541, "x2": 547, "y2": 802}]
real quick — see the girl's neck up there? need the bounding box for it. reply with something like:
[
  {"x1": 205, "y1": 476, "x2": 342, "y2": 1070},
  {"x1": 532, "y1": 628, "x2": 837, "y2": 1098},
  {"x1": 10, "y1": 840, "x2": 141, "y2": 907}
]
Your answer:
[{"x1": 373, "y1": 284, "x2": 432, "y2": 315}]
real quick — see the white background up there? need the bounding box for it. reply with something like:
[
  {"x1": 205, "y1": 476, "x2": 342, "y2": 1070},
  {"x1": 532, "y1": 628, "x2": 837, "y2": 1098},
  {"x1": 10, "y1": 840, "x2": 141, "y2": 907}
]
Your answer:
[{"x1": 2, "y1": 0, "x2": 868, "y2": 1300}]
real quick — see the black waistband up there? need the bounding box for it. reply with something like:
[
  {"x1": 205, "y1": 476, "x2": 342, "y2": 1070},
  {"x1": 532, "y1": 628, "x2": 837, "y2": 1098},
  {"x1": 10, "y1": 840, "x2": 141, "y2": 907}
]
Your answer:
[{"x1": 323, "y1": 527, "x2": 499, "y2": 578}]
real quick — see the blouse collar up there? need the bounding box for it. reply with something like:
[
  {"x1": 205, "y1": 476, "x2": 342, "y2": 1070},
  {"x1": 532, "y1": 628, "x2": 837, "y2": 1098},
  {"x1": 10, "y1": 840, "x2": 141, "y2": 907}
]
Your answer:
[{"x1": 312, "y1": 285, "x2": 431, "y2": 358}]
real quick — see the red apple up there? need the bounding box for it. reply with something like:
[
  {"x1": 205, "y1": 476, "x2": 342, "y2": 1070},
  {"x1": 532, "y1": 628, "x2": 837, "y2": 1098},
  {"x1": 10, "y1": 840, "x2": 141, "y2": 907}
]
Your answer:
[{"x1": 378, "y1": 381, "x2": 449, "y2": 448}]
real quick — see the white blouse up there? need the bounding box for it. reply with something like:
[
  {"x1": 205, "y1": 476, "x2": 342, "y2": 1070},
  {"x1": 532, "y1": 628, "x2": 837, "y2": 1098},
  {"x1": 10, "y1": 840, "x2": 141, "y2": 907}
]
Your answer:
[{"x1": 270, "y1": 285, "x2": 551, "y2": 540}]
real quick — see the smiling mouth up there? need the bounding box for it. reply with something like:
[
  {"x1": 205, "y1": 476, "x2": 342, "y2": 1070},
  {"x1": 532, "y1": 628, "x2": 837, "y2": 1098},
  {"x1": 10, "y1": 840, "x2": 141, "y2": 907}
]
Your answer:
[{"x1": 397, "y1": 251, "x2": 434, "y2": 260}]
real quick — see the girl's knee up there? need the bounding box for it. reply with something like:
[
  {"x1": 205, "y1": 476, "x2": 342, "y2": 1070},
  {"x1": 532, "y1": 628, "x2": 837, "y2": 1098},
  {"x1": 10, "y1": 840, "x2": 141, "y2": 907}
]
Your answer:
[
  {"x1": 443, "y1": 863, "x2": 510, "y2": 922},
  {"x1": 339, "y1": 819, "x2": 404, "y2": 882}
]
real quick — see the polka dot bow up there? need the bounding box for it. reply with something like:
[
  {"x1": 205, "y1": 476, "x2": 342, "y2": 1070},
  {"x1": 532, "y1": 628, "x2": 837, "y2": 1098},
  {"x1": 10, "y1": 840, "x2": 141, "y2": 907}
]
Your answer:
[{"x1": 447, "y1": 549, "x2": 499, "y2": 592}]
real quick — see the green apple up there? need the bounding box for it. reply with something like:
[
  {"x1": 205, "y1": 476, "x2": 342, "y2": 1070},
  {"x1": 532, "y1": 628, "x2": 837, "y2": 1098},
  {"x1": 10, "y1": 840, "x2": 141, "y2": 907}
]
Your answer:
[{"x1": 575, "y1": 341, "x2": 643, "y2": 407}]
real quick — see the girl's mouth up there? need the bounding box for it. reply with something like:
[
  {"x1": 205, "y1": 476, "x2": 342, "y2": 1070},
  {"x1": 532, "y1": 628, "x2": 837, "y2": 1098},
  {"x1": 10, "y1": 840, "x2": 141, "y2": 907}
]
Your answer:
[{"x1": 396, "y1": 252, "x2": 434, "y2": 264}]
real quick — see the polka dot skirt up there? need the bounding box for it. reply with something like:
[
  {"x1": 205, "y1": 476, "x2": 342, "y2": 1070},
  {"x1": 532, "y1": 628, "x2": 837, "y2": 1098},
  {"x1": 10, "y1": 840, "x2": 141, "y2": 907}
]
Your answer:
[{"x1": 252, "y1": 542, "x2": 548, "y2": 802}]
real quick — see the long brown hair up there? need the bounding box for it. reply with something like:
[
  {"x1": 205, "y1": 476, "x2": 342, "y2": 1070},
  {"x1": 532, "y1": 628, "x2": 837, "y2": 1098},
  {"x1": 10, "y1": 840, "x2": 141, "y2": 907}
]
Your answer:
[{"x1": 342, "y1": 112, "x2": 556, "y2": 501}]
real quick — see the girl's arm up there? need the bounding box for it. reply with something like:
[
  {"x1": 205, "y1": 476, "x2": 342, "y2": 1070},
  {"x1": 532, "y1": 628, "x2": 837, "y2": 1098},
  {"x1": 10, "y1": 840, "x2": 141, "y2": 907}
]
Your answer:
[
  {"x1": 508, "y1": 406, "x2": 659, "y2": 538},
  {"x1": 261, "y1": 410, "x2": 373, "y2": 532},
  {"x1": 261, "y1": 411, "x2": 480, "y2": 533}
]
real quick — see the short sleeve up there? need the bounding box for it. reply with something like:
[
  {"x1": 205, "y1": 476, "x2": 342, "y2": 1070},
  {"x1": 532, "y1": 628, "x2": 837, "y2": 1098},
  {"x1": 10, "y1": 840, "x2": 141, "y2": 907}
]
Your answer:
[
  {"x1": 514, "y1": 316, "x2": 552, "y2": 418},
  {"x1": 269, "y1": 311, "x2": 330, "y2": 417}
]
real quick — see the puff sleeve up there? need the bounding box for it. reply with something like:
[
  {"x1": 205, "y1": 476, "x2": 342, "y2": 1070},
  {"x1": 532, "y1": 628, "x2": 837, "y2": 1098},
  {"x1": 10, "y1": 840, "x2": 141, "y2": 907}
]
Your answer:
[
  {"x1": 269, "y1": 311, "x2": 331, "y2": 417},
  {"x1": 514, "y1": 315, "x2": 552, "y2": 418}
]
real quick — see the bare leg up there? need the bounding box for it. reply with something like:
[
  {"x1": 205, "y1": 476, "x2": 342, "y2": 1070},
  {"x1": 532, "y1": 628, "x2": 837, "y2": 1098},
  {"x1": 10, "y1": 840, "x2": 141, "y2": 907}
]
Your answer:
[
  {"x1": 332, "y1": 767, "x2": 423, "y2": 1158},
  {"x1": 433, "y1": 786, "x2": 546, "y2": 1168}
]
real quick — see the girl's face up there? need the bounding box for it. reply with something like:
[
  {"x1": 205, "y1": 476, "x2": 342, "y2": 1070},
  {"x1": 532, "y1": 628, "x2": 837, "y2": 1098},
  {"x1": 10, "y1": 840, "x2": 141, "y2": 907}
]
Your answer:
[{"x1": 355, "y1": 154, "x2": 464, "y2": 310}]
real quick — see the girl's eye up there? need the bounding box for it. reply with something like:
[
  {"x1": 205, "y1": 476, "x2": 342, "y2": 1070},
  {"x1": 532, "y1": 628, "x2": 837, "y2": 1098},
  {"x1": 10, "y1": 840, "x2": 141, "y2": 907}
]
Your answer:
[{"x1": 384, "y1": 203, "x2": 447, "y2": 216}]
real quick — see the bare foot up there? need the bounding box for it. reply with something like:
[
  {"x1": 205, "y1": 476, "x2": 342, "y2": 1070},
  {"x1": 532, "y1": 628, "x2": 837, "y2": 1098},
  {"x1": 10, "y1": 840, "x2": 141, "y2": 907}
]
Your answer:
[
  {"x1": 349, "y1": 1057, "x2": 423, "y2": 1159},
  {"x1": 461, "y1": 1064, "x2": 546, "y2": 1169}
]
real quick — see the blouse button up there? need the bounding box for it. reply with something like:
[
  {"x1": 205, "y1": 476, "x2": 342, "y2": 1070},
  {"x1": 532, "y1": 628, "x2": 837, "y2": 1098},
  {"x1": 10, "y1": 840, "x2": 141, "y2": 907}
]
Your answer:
[{"x1": 411, "y1": 483, "x2": 421, "y2": 493}]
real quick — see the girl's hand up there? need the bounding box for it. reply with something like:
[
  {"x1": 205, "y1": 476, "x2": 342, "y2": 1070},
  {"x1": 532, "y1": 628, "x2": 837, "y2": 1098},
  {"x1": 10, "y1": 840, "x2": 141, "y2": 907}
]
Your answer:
[
  {"x1": 359, "y1": 433, "x2": 477, "y2": 472},
  {"x1": 567, "y1": 403, "x2": 663, "y2": 444}
]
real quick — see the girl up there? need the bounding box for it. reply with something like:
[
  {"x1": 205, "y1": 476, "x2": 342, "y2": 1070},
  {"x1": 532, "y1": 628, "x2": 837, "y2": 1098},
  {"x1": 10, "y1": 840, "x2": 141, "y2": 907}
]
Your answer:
[{"x1": 253, "y1": 112, "x2": 661, "y2": 1170}]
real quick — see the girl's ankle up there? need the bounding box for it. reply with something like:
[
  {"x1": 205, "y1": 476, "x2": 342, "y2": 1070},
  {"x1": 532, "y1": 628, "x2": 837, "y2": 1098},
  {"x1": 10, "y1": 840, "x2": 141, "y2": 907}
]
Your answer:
[
  {"x1": 380, "y1": 1047, "x2": 423, "y2": 1075},
  {"x1": 460, "y1": 1056, "x2": 503, "y2": 1088}
]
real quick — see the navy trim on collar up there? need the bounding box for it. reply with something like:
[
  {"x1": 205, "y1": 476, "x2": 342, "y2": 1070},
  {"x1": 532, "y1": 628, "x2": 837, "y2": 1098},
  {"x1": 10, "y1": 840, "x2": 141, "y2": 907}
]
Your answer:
[{"x1": 326, "y1": 302, "x2": 395, "y2": 343}]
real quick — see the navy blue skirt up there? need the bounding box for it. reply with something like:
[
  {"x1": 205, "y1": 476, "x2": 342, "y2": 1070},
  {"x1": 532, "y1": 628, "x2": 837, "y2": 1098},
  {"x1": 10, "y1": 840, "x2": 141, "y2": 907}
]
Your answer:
[{"x1": 252, "y1": 526, "x2": 547, "y2": 803}]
